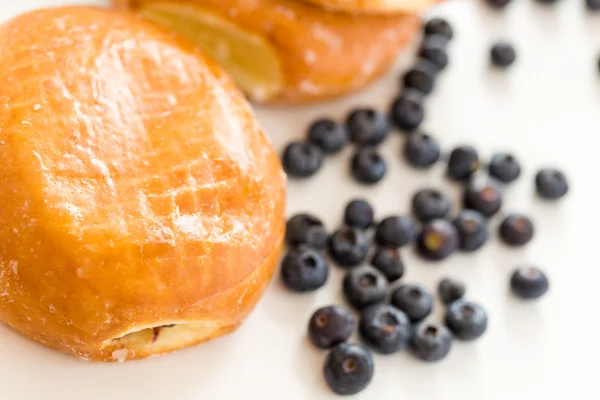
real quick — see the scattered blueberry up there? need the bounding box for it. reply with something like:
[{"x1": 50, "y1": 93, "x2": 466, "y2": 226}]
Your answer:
[
  {"x1": 499, "y1": 214, "x2": 535, "y2": 246},
  {"x1": 282, "y1": 141, "x2": 324, "y2": 178},
  {"x1": 463, "y1": 176, "x2": 503, "y2": 217},
  {"x1": 403, "y1": 60, "x2": 436, "y2": 94},
  {"x1": 371, "y1": 248, "x2": 405, "y2": 282},
  {"x1": 535, "y1": 0, "x2": 560, "y2": 4},
  {"x1": 308, "y1": 305, "x2": 355, "y2": 349},
  {"x1": 351, "y1": 147, "x2": 387, "y2": 184},
  {"x1": 424, "y1": 18, "x2": 454, "y2": 41},
  {"x1": 490, "y1": 42, "x2": 516, "y2": 68},
  {"x1": 403, "y1": 132, "x2": 441, "y2": 168},
  {"x1": 375, "y1": 215, "x2": 418, "y2": 248},
  {"x1": 535, "y1": 168, "x2": 569, "y2": 199},
  {"x1": 419, "y1": 36, "x2": 449, "y2": 71},
  {"x1": 412, "y1": 188, "x2": 452, "y2": 222},
  {"x1": 438, "y1": 278, "x2": 466, "y2": 305},
  {"x1": 359, "y1": 304, "x2": 412, "y2": 354},
  {"x1": 280, "y1": 246, "x2": 329, "y2": 292},
  {"x1": 343, "y1": 266, "x2": 388, "y2": 310},
  {"x1": 417, "y1": 219, "x2": 459, "y2": 261},
  {"x1": 510, "y1": 267, "x2": 550, "y2": 300},
  {"x1": 390, "y1": 90, "x2": 425, "y2": 131},
  {"x1": 489, "y1": 152, "x2": 521, "y2": 183},
  {"x1": 344, "y1": 199, "x2": 374, "y2": 230},
  {"x1": 447, "y1": 145, "x2": 480, "y2": 181},
  {"x1": 346, "y1": 108, "x2": 389, "y2": 146},
  {"x1": 286, "y1": 213, "x2": 328, "y2": 249},
  {"x1": 588, "y1": 0, "x2": 600, "y2": 11},
  {"x1": 486, "y1": 0, "x2": 512, "y2": 8},
  {"x1": 329, "y1": 226, "x2": 370, "y2": 267},
  {"x1": 453, "y1": 209, "x2": 488, "y2": 251},
  {"x1": 445, "y1": 300, "x2": 488, "y2": 341},
  {"x1": 307, "y1": 118, "x2": 348, "y2": 154},
  {"x1": 410, "y1": 321, "x2": 453, "y2": 362},
  {"x1": 391, "y1": 284, "x2": 434, "y2": 323},
  {"x1": 323, "y1": 343, "x2": 374, "y2": 396}
]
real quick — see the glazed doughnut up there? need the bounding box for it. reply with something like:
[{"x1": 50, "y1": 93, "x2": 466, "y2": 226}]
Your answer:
[
  {"x1": 300, "y1": 0, "x2": 442, "y2": 14},
  {"x1": 0, "y1": 6, "x2": 286, "y2": 362},
  {"x1": 115, "y1": 0, "x2": 421, "y2": 104}
]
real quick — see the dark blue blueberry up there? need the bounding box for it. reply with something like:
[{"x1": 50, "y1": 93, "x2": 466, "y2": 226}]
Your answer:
[
  {"x1": 308, "y1": 305, "x2": 355, "y2": 349},
  {"x1": 412, "y1": 188, "x2": 452, "y2": 222},
  {"x1": 307, "y1": 118, "x2": 348, "y2": 154},
  {"x1": 588, "y1": 0, "x2": 600, "y2": 11},
  {"x1": 390, "y1": 90, "x2": 425, "y2": 131},
  {"x1": 391, "y1": 284, "x2": 433, "y2": 323},
  {"x1": 417, "y1": 219, "x2": 459, "y2": 261},
  {"x1": 359, "y1": 304, "x2": 412, "y2": 354},
  {"x1": 444, "y1": 300, "x2": 488, "y2": 341},
  {"x1": 343, "y1": 266, "x2": 388, "y2": 310},
  {"x1": 371, "y1": 248, "x2": 405, "y2": 282},
  {"x1": 375, "y1": 215, "x2": 418, "y2": 248},
  {"x1": 453, "y1": 209, "x2": 488, "y2": 251},
  {"x1": 410, "y1": 321, "x2": 453, "y2": 362},
  {"x1": 489, "y1": 152, "x2": 521, "y2": 183},
  {"x1": 419, "y1": 36, "x2": 449, "y2": 71},
  {"x1": 280, "y1": 246, "x2": 329, "y2": 292},
  {"x1": 403, "y1": 60, "x2": 436, "y2": 94},
  {"x1": 447, "y1": 145, "x2": 480, "y2": 181},
  {"x1": 346, "y1": 108, "x2": 389, "y2": 146},
  {"x1": 490, "y1": 42, "x2": 516, "y2": 68},
  {"x1": 328, "y1": 226, "x2": 370, "y2": 267},
  {"x1": 499, "y1": 214, "x2": 534, "y2": 246},
  {"x1": 285, "y1": 213, "x2": 328, "y2": 249},
  {"x1": 535, "y1": 168, "x2": 569, "y2": 199},
  {"x1": 424, "y1": 18, "x2": 454, "y2": 40},
  {"x1": 403, "y1": 132, "x2": 441, "y2": 168},
  {"x1": 323, "y1": 343, "x2": 374, "y2": 395},
  {"x1": 281, "y1": 141, "x2": 324, "y2": 178},
  {"x1": 510, "y1": 267, "x2": 550, "y2": 300},
  {"x1": 344, "y1": 199, "x2": 374, "y2": 230},
  {"x1": 486, "y1": 0, "x2": 512, "y2": 8},
  {"x1": 463, "y1": 176, "x2": 503, "y2": 217},
  {"x1": 438, "y1": 278, "x2": 466, "y2": 305},
  {"x1": 350, "y1": 147, "x2": 387, "y2": 184}
]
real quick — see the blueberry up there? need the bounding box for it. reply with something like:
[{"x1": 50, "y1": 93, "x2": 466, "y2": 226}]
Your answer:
[
  {"x1": 453, "y1": 209, "x2": 488, "y2": 251},
  {"x1": 308, "y1": 305, "x2": 355, "y2": 349},
  {"x1": 344, "y1": 199, "x2": 374, "y2": 230},
  {"x1": 343, "y1": 266, "x2": 388, "y2": 310},
  {"x1": 535, "y1": 0, "x2": 560, "y2": 4},
  {"x1": 535, "y1": 168, "x2": 569, "y2": 199},
  {"x1": 412, "y1": 188, "x2": 452, "y2": 222},
  {"x1": 403, "y1": 60, "x2": 436, "y2": 94},
  {"x1": 510, "y1": 267, "x2": 550, "y2": 300},
  {"x1": 281, "y1": 141, "x2": 324, "y2": 178},
  {"x1": 391, "y1": 284, "x2": 433, "y2": 322},
  {"x1": 323, "y1": 343, "x2": 374, "y2": 395},
  {"x1": 390, "y1": 90, "x2": 425, "y2": 131},
  {"x1": 375, "y1": 215, "x2": 418, "y2": 248},
  {"x1": 307, "y1": 118, "x2": 348, "y2": 154},
  {"x1": 350, "y1": 147, "x2": 387, "y2": 184},
  {"x1": 424, "y1": 18, "x2": 454, "y2": 40},
  {"x1": 329, "y1": 227, "x2": 370, "y2": 267},
  {"x1": 417, "y1": 219, "x2": 459, "y2": 261},
  {"x1": 488, "y1": 152, "x2": 521, "y2": 183},
  {"x1": 280, "y1": 246, "x2": 329, "y2": 292},
  {"x1": 588, "y1": 0, "x2": 600, "y2": 11},
  {"x1": 346, "y1": 108, "x2": 389, "y2": 146},
  {"x1": 438, "y1": 278, "x2": 466, "y2": 305},
  {"x1": 403, "y1": 132, "x2": 441, "y2": 168},
  {"x1": 463, "y1": 176, "x2": 503, "y2": 217},
  {"x1": 444, "y1": 300, "x2": 488, "y2": 341},
  {"x1": 419, "y1": 36, "x2": 449, "y2": 71},
  {"x1": 447, "y1": 145, "x2": 480, "y2": 181},
  {"x1": 286, "y1": 213, "x2": 328, "y2": 249},
  {"x1": 499, "y1": 214, "x2": 534, "y2": 246},
  {"x1": 490, "y1": 42, "x2": 516, "y2": 68},
  {"x1": 359, "y1": 304, "x2": 412, "y2": 354},
  {"x1": 486, "y1": 0, "x2": 512, "y2": 8},
  {"x1": 410, "y1": 321, "x2": 453, "y2": 362},
  {"x1": 371, "y1": 248, "x2": 405, "y2": 282}
]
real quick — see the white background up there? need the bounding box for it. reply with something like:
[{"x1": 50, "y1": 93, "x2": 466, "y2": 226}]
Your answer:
[{"x1": 1, "y1": 0, "x2": 599, "y2": 399}]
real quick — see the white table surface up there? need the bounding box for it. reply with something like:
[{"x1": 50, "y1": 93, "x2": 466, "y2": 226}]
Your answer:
[{"x1": 1, "y1": 0, "x2": 599, "y2": 399}]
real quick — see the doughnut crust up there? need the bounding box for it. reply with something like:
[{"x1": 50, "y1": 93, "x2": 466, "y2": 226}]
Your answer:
[{"x1": 301, "y1": 0, "x2": 442, "y2": 14}]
